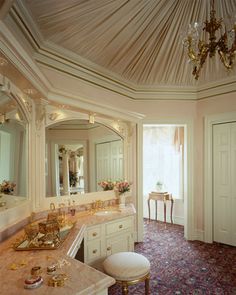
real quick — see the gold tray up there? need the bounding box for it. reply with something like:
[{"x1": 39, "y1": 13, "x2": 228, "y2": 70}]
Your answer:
[{"x1": 13, "y1": 223, "x2": 75, "y2": 251}]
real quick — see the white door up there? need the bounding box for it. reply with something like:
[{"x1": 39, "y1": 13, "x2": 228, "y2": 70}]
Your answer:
[
  {"x1": 110, "y1": 141, "x2": 123, "y2": 180},
  {"x1": 96, "y1": 140, "x2": 123, "y2": 189},
  {"x1": 213, "y1": 122, "x2": 236, "y2": 246}
]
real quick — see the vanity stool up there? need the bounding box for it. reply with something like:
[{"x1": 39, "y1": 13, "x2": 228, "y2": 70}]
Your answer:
[{"x1": 103, "y1": 252, "x2": 150, "y2": 295}]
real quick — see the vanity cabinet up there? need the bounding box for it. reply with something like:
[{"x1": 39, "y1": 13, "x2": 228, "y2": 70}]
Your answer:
[{"x1": 84, "y1": 215, "x2": 134, "y2": 268}]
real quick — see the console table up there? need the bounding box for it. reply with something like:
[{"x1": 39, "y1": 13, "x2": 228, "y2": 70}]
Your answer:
[{"x1": 148, "y1": 192, "x2": 174, "y2": 224}]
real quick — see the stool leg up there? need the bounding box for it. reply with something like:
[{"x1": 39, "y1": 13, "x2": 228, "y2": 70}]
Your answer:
[
  {"x1": 145, "y1": 274, "x2": 150, "y2": 295},
  {"x1": 122, "y1": 282, "x2": 129, "y2": 295}
]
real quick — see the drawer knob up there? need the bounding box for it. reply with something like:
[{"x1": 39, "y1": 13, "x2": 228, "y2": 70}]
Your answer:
[
  {"x1": 93, "y1": 249, "x2": 97, "y2": 254},
  {"x1": 107, "y1": 247, "x2": 111, "y2": 251},
  {"x1": 119, "y1": 224, "x2": 123, "y2": 229},
  {"x1": 92, "y1": 232, "x2": 97, "y2": 237}
]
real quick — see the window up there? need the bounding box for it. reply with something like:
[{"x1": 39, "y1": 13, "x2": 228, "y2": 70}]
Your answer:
[{"x1": 143, "y1": 125, "x2": 184, "y2": 199}]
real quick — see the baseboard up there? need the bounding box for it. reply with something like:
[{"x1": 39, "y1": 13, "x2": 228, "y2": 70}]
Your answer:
[
  {"x1": 146, "y1": 214, "x2": 184, "y2": 226},
  {"x1": 194, "y1": 229, "x2": 205, "y2": 241}
]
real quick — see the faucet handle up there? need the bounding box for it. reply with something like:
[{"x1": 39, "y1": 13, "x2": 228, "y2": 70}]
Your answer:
[{"x1": 50, "y1": 202, "x2": 56, "y2": 211}]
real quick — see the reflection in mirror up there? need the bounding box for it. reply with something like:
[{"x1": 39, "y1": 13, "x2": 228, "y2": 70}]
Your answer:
[
  {"x1": 0, "y1": 92, "x2": 27, "y2": 210},
  {"x1": 46, "y1": 119, "x2": 124, "y2": 197}
]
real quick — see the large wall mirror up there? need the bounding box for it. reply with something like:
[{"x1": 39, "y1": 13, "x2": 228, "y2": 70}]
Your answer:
[
  {"x1": 0, "y1": 91, "x2": 27, "y2": 210},
  {"x1": 46, "y1": 119, "x2": 124, "y2": 197}
]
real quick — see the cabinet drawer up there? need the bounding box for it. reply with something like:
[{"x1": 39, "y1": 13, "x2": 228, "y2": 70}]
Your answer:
[
  {"x1": 86, "y1": 239, "x2": 102, "y2": 262},
  {"x1": 105, "y1": 217, "x2": 133, "y2": 236},
  {"x1": 87, "y1": 225, "x2": 101, "y2": 241}
]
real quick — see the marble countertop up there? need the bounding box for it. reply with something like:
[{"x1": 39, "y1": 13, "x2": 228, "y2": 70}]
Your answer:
[{"x1": 0, "y1": 204, "x2": 136, "y2": 295}]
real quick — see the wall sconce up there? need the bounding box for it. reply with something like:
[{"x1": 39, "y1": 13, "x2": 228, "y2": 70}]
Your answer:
[
  {"x1": 89, "y1": 114, "x2": 95, "y2": 124},
  {"x1": 23, "y1": 88, "x2": 37, "y2": 96},
  {"x1": 0, "y1": 57, "x2": 8, "y2": 67},
  {"x1": 0, "y1": 113, "x2": 7, "y2": 124},
  {"x1": 49, "y1": 112, "x2": 60, "y2": 121}
]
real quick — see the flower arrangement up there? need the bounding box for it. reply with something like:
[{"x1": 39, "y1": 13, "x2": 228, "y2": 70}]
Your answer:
[
  {"x1": 98, "y1": 180, "x2": 115, "y2": 191},
  {"x1": 116, "y1": 180, "x2": 131, "y2": 194},
  {"x1": 0, "y1": 180, "x2": 16, "y2": 195}
]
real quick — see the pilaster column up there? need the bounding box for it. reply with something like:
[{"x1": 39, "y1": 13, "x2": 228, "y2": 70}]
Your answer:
[{"x1": 62, "y1": 151, "x2": 70, "y2": 195}]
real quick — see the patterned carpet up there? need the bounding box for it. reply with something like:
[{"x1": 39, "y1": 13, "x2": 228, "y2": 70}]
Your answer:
[{"x1": 108, "y1": 219, "x2": 236, "y2": 295}]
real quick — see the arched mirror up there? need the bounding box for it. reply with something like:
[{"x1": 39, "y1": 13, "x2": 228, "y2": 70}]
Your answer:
[
  {"x1": 0, "y1": 91, "x2": 27, "y2": 210},
  {"x1": 45, "y1": 119, "x2": 124, "y2": 197}
]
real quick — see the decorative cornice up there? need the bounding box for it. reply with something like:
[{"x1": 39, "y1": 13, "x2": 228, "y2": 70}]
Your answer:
[
  {"x1": 0, "y1": 23, "x2": 49, "y2": 97},
  {"x1": 47, "y1": 90, "x2": 145, "y2": 122}
]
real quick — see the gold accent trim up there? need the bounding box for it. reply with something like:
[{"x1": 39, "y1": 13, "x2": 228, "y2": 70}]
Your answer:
[{"x1": 116, "y1": 272, "x2": 150, "y2": 295}]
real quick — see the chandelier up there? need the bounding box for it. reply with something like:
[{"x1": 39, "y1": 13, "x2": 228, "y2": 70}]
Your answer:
[{"x1": 183, "y1": 0, "x2": 236, "y2": 80}]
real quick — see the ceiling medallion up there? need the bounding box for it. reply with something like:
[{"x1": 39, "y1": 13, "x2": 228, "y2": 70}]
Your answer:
[{"x1": 182, "y1": 0, "x2": 236, "y2": 80}]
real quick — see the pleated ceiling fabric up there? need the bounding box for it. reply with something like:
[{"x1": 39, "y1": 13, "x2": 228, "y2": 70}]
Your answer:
[{"x1": 25, "y1": 0, "x2": 236, "y2": 86}]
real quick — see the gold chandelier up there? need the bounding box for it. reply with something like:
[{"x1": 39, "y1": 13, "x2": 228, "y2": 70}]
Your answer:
[{"x1": 183, "y1": 0, "x2": 236, "y2": 80}]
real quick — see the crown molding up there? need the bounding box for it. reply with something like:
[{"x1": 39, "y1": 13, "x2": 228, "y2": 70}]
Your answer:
[
  {"x1": 197, "y1": 77, "x2": 236, "y2": 100},
  {"x1": 36, "y1": 50, "x2": 198, "y2": 101},
  {"x1": 0, "y1": 21, "x2": 49, "y2": 97},
  {"x1": 47, "y1": 89, "x2": 145, "y2": 122}
]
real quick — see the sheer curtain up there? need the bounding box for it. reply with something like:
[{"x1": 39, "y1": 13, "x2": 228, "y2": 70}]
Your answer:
[{"x1": 143, "y1": 125, "x2": 184, "y2": 199}]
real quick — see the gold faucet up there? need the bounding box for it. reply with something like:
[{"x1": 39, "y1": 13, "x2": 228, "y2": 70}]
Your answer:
[{"x1": 92, "y1": 200, "x2": 104, "y2": 211}]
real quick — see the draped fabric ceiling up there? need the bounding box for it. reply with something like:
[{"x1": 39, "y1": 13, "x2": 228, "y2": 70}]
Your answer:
[{"x1": 24, "y1": 0, "x2": 236, "y2": 87}]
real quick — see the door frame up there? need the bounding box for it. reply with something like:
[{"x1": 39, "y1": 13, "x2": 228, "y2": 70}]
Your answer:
[
  {"x1": 204, "y1": 112, "x2": 236, "y2": 243},
  {"x1": 137, "y1": 118, "x2": 194, "y2": 241}
]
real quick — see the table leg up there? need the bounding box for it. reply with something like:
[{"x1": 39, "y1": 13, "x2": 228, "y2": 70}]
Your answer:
[
  {"x1": 164, "y1": 200, "x2": 166, "y2": 224},
  {"x1": 155, "y1": 200, "x2": 157, "y2": 221},
  {"x1": 170, "y1": 199, "x2": 174, "y2": 224},
  {"x1": 148, "y1": 199, "x2": 151, "y2": 222}
]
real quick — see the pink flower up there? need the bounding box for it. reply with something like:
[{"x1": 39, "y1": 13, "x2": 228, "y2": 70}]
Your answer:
[
  {"x1": 0, "y1": 180, "x2": 16, "y2": 194},
  {"x1": 98, "y1": 180, "x2": 115, "y2": 191},
  {"x1": 115, "y1": 181, "x2": 131, "y2": 194}
]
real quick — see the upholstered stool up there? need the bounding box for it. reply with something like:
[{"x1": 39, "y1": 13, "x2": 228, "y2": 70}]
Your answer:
[{"x1": 103, "y1": 252, "x2": 150, "y2": 295}]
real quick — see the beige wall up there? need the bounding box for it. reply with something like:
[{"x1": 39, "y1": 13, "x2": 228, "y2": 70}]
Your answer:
[
  {"x1": 131, "y1": 94, "x2": 236, "y2": 231},
  {"x1": 42, "y1": 63, "x2": 236, "y2": 233},
  {"x1": 195, "y1": 93, "x2": 236, "y2": 230}
]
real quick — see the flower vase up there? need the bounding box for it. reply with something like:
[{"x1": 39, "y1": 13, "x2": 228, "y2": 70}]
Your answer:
[{"x1": 119, "y1": 193, "x2": 126, "y2": 209}]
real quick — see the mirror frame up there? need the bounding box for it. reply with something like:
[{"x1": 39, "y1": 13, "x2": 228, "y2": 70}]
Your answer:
[
  {"x1": 45, "y1": 117, "x2": 125, "y2": 198},
  {"x1": 45, "y1": 108, "x2": 129, "y2": 198},
  {"x1": 0, "y1": 81, "x2": 31, "y2": 231}
]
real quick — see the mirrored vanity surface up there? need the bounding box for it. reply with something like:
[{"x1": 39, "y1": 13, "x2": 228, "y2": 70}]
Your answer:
[
  {"x1": 46, "y1": 119, "x2": 124, "y2": 197},
  {"x1": 0, "y1": 92, "x2": 27, "y2": 211}
]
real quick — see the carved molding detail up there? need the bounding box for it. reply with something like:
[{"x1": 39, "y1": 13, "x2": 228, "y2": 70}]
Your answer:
[{"x1": 35, "y1": 100, "x2": 47, "y2": 130}]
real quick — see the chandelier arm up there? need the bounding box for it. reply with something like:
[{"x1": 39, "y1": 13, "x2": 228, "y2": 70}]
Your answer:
[
  {"x1": 218, "y1": 50, "x2": 232, "y2": 70},
  {"x1": 193, "y1": 47, "x2": 209, "y2": 80}
]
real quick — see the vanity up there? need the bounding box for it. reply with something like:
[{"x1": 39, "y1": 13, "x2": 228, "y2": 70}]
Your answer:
[
  {"x1": 0, "y1": 69, "x2": 138, "y2": 294},
  {"x1": 0, "y1": 204, "x2": 136, "y2": 294}
]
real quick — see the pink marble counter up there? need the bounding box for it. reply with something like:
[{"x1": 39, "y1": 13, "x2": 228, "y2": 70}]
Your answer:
[{"x1": 0, "y1": 204, "x2": 136, "y2": 295}]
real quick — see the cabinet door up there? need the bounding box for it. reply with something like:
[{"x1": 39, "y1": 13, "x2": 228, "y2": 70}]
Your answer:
[
  {"x1": 106, "y1": 232, "x2": 134, "y2": 256},
  {"x1": 85, "y1": 239, "x2": 103, "y2": 263}
]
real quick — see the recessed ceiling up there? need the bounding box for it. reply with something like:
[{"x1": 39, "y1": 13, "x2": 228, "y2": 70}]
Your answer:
[{"x1": 8, "y1": 0, "x2": 236, "y2": 88}]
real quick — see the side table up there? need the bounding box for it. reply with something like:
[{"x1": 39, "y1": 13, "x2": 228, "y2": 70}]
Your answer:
[{"x1": 148, "y1": 192, "x2": 174, "y2": 224}]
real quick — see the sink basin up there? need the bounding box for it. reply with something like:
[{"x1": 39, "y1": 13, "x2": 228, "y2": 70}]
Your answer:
[{"x1": 94, "y1": 210, "x2": 120, "y2": 216}]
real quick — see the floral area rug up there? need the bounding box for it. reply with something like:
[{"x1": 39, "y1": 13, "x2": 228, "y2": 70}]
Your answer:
[{"x1": 108, "y1": 219, "x2": 236, "y2": 295}]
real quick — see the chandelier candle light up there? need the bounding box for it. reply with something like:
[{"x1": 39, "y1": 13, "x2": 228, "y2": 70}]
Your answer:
[{"x1": 183, "y1": 0, "x2": 236, "y2": 79}]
